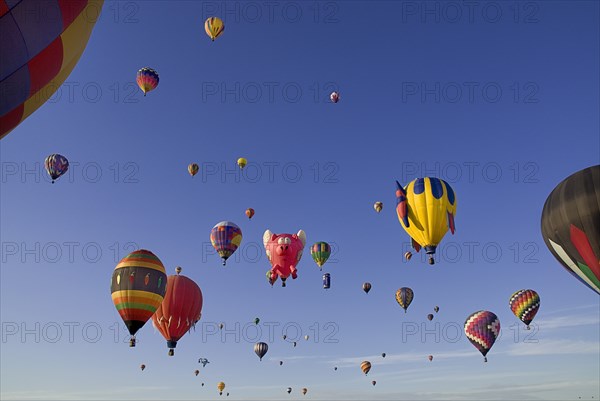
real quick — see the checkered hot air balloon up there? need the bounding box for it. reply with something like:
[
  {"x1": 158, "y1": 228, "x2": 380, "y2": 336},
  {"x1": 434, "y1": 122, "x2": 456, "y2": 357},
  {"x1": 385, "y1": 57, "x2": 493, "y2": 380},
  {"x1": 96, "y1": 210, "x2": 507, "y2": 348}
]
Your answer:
[
  {"x1": 464, "y1": 310, "x2": 500, "y2": 362},
  {"x1": 210, "y1": 221, "x2": 243, "y2": 266},
  {"x1": 509, "y1": 289, "x2": 540, "y2": 330}
]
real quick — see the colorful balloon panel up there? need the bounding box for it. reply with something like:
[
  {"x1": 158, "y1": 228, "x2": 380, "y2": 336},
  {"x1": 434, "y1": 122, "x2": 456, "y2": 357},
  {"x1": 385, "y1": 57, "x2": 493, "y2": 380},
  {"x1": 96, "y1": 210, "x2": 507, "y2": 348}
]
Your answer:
[
  {"x1": 541, "y1": 165, "x2": 600, "y2": 295},
  {"x1": 395, "y1": 287, "x2": 414, "y2": 312},
  {"x1": 464, "y1": 310, "x2": 500, "y2": 362},
  {"x1": 210, "y1": 221, "x2": 242, "y2": 265},
  {"x1": 395, "y1": 178, "x2": 457, "y2": 264},
  {"x1": 509, "y1": 289, "x2": 540, "y2": 327},
  {"x1": 310, "y1": 242, "x2": 331, "y2": 268},
  {"x1": 111, "y1": 250, "x2": 167, "y2": 337},
  {"x1": 1, "y1": 0, "x2": 104, "y2": 139}
]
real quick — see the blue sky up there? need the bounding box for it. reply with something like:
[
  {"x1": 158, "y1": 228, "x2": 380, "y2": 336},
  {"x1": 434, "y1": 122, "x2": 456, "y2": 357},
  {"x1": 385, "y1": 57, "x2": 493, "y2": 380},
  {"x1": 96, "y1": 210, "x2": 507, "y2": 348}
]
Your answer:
[{"x1": 1, "y1": 1, "x2": 599, "y2": 400}]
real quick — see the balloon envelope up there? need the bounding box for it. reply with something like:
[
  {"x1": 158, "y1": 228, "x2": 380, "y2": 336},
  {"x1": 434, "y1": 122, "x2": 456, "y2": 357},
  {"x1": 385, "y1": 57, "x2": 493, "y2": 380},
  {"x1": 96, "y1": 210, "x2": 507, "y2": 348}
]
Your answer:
[
  {"x1": 136, "y1": 67, "x2": 159, "y2": 96},
  {"x1": 254, "y1": 342, "x2": 268, "y2": 361},
  {"x1": 509, "y1": 289, "x2": 540, "y2": 328},
  {"x1": 310, "y1": 242, "x2": 331, "y2": 268},
  {"x1": 1, "y1": 0, "x2": 104, "y2": 139},
  {"x1": 188, "y1": 163, "x2": 199, "y2": 177},
  {"x1": 541, "y1": 165, "x2": 600, "y2": 295},
  {"x1": 360, "y1": 361, "x2": 371, "y2": 375},
  {"x1": 205, "y1": 17, "x2": 224, "y2": 41},
  {"x1": 464, "y1": 310, "x2": 500, "y2": 362},
  {"x1": 44, "y1": 154, "x2": 69, "y2": 182},
  {"x1": 210, "y1": 221, "x2": 243, "y2": 265},
  {"x1": 395, "y1": 287, "x2": 414, "y2": 312},
  {"x1": 363, "y1": 282, "x2": 372, "y2": 293}
]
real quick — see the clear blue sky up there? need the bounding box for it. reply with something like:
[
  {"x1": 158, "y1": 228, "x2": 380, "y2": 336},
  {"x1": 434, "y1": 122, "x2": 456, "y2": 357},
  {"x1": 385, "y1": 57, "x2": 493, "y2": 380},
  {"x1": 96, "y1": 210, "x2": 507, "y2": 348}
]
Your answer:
[{"x1": 1, "y1": 1, "x2": 599, "y2": 400}]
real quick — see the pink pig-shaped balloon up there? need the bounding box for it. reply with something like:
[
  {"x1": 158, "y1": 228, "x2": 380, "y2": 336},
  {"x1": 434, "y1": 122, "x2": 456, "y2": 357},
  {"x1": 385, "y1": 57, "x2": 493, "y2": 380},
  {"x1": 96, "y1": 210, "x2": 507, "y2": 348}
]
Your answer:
[{"x1": 263, "y1": 229, "x2": 306, "y2": 287}]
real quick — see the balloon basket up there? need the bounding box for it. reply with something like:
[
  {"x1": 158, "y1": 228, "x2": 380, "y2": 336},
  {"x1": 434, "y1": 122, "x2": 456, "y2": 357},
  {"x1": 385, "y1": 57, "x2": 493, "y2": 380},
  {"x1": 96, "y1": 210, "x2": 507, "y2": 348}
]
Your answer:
[{"x1": 168, "y1": 349, "x2": 174, "y2": 356}]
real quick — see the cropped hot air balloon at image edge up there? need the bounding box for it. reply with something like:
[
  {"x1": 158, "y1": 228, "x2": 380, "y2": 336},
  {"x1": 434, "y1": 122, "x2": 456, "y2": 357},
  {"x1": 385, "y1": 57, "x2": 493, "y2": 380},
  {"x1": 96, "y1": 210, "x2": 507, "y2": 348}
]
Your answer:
[
  {"x1": 541, "y1": 165, "x2": 600, "y2": 295},
  {"x1": 395, "y1": 178, "x2": 457, "y2": 264},
  {"x1": 210, "y1": 221, "x2": 243, "y2": 266},
  {"x1": 152, "y1": 267, "x2": 203, "y2": 356},
  {"x1": 1, "y1": 0, "x2": 105, "y2": 139},
  {"x1": 110, "y1": 249, "x2": 167, "y2": 347}
]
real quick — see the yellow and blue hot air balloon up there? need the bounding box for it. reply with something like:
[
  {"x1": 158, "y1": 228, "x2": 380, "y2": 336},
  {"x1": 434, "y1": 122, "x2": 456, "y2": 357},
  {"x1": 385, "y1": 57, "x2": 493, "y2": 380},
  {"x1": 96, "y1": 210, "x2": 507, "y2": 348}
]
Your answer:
[
  {"x1": 395, "y1": 178, "x2": 457, "y2": 265},
  {"x1": 1, "y1": 0, "x2": 104, "y2": 139}
]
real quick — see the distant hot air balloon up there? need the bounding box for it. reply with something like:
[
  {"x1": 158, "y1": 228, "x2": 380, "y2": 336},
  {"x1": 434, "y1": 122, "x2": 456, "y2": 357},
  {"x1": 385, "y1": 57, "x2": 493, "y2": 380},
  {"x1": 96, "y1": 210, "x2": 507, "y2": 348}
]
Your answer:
[
  {"x1": 175, "y1": 266, "x2": 182, "y2": 274},
  {"x1": 283, "y1": 334, "x2": 287, "y2": 340},
  {"x1": 219, "y1": 323, "x2": 224, "y2": 330},
  {"x1": 267, "y1": 270, "x2": 276, "y2": 286},
  {"x1": 136, "y1": 67, "x2": 159, "y2": 96},
  {"x1": 464, "y1": 310, "x2": 500, "y2": 362},
  {"x1": 404, "y1": 251, "x2": 413, "y2": 261},
  {"x1": 304, "y1": 335, "x2": 309, "y2": 341},
  {"x1": 541, "y1": 165, "x2": 600, "y2": 295},
  {"x1": 254, "y1": 317, "x2": 260, "y2": 325},
  {"x1": 302, "y1": 388, "x2": 308, "y2": 395},
  {"x1": 395, "y1": 287, "x2": 414, "y2": 313},
  {"x1": 330, "y1": 91, "x2": 340, "y2": 103},
  {"x1": 111, "y1": 249, "x2": 167, "y2": 347},
  {"x1": 334, "y1": 366, "x2": 338, "y2": 371},
  {"x1": 44, "y1": 154, "x2": 69, "y2": 183},
  {"x1": 360, "y1": 361, "x2": 371, "y2": 375},
  {"x1": 140, "y1": 364, "x2": 146, "y2": 371},
  {"x1": 254, "y1": 342, "x2": 268, "y2": 361},
  {"x1": 202, "y1": 383, "x2": 204, "y2": 387},
  {"x1": 246, "y1": 208, "x2": 255, "y2": 219},
  {"x1": 372, "y1": 381, "x2": 377, "y2": 386},
  {"x1": 381, "y1": 353, "x2": 386, "y2": 358},
  {"x1": 152, "y1": 268, "x2": 203, "y2": 356},
  {"x1": 293, "y1": 341, "x2": 297, "y2": 347},
  {"x1": 1, "y1": 0, "x2": 104, "y2": 140},
  {"x1": 195, "y1": 370, "x2": 200, "y2": 376},
  {"x1": 374, "y1": 202, "x2": 383, "y2": 213},
  {"x1": 395, "y1": 178, "x2": 457, "y2": 265},
  {"x1": 427, "y1": 314, "x2": 434, "y2": 321},
  {"x1": 363, "y1": 282, "x2": 372, "y2": 294},
  {"x1": 434, "y1": 306, "x2": 440, "y2": 313},
  {"x1": 217, "y1": 382, "x2": 225, "y2": 396},
  {"x1": 210, "y1": 221, "x2": 243, "y2": 266},
  {"x1": 287, "y1": 387, "x2": 292, "y2": 394},
  {"x1": 428, "y1": 355, "x2": 433, "y2": 362},
  {"x1": 323, "y1": 273, "x2": 331, "y2": 289},
  {"x1": 280, "y1": 360, "x2": 283, "y2": 366},
  {"x1": 237, "y1": 158, "x2": 247, "y2": 169},
  {"x1": 188, "y1": 163, "x2": 199, "y2": 177},
  {"x1": 311, "y1": 242, "x2": 331, "y2": 270},
  {"x1": 205, "y1": 17, "x2": 225, "y2": 41},
  {"x1": 198, "y1": 358, "x2": 210, "y2": 367},
  {"x1": 509, "y1": 289, "x2": 540, "y2": 330}
]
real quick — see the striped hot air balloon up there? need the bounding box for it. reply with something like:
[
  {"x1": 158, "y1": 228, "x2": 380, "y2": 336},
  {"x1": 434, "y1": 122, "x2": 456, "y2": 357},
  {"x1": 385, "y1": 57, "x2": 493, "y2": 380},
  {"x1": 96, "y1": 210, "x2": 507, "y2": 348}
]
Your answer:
[
  {"x1": 210, "y1": 221, "x2": 243, "y2": 266},
  {"x1": 395, "y1": 287, "x2": 414, "y2": 313},
  {"x1": 111, "y1": 249, "x2": 167, "y2": 347},
  {"x1": 254, "y1": 342, "x2": 268, "y2": 361},
  {"x1": 188, "y1": 163, "x2": 199, "y2": 177},
  {"x1": 360, "y1": 361, "x2": 371, "y2": 375},
  {"x1": 310, "y1": 242, "x2": 331, "y2": 270},
  {"x1": 136, "y1": 67, "x2": 159, "y2": 96},
  {"x1": 509, "y1": 289, "x2": 540, "y2": 330},
  {"x1": 204, "y1": 17, "x2": 224, "y2": 41},
  {"x1": 1, "y1": 0, "x2": 104, "y2": 139},
  {"x1": 464, "y1": 310, "x2": 500, "y2": 362}
]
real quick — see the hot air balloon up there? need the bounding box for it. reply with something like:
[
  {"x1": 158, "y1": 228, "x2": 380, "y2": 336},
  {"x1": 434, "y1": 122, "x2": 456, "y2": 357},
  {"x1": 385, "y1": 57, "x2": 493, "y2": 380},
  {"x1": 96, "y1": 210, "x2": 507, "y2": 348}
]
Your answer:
[
  {"x1": 202, "y1": 383, "x2": 204, "y2": 387},
  {"x1": 1, "y1": 0, "x2": 104, "y2": 139},
  {"x1": 381, "y1": 353, "x2": 386, "y2": 358},
  {"x1": 152, "y1": 267, "x2": 203, "y2": 356},
  {"x1": 254, "y1": 317, "x2": 260, "y2": 325},
  {"x1": 330, "y1": 91, "x2": 340, "y2": 103},
  {"x1": 374, "y1": 202, "x2": 383, "y2": 213},
  {"x1": 175, "y1": 266, "x2": 182, "y2": 274},
  {"x1": 395, "y1": 287, "x2": 414, "y2": 313},
  {"x1": 136, "y1": 67, "x2": 159, "y2": 96},
  {"x1": 210, "y1": 221, "x2": 243, "y2": 266},
  {"x1": 280, "y1": 361, "x2": 283, "y2": 366},
  {"x1": 293, "y1": 341, "x2": 297, "y2": 347},
  {"x1": 372, "y1": 381, "x2": 377, "y2": 386},
  {"x1": 360, "y1": 361, "x2": 371, "y2": 375},
  {"x1": 140, "y1": 364, "x2": 146, "y2": 371},
  {"x1": 287, "y1": 387, "x2": 292, "y2": 394},
  {"x1": 404, "y1": 251, "x2": 413, "y2": 261},
  {"x1": 464, "y1": 310, "x2": 500, "y2": 362},
  {"x1": 304, "y1": 335, "x2": 309, "y2": 341},
  {"x1": 246, "y1": 208, "x2": 255, "y2": 219},
  {"x1": 266, "y1": 270, "x2": 276, "y2": 286},
  {"x1": 541, "y1": 165, "x2": 600, "y2": 295},
  {"x1": 254, "y1": 342, "x2": 268, "y2": 361},
  {"x1": 323, "y1": 273, "x2": 331, "y2": 289},
  {"x1": 283, "y1": 334, "x2": 287, "y2": 340},
  {"x1": 434, "y1": 306, "x2": 440, "y2": 313},
  {"x1": 302, "y1": 388, "x2": 308, "y2": 395},
  {"x1": 427, "y1": 314, "x2": 434, "y2": 321},
  {"x1": 363, "y1": 282, "x2": 372, "y2": 294},
  {"x1": 198, "y1": 358, "x2": 210, "y2": 367},
  {"x1": 111, "y1": 249, "x2": 167, "y2": 347},
  {"x1": 219, "y1": 323, "x2": 224, "y2": 330},
  {"x1": 395, "y1": 178, "x2": 457, "y2": 265},
  {"x1": 237, "y1": 158, "x2": 247, "y2": 169},
  {"x1": 311, "y1": 242, "x2": 331, "y2": 270},
  {"x1": 428, "y1": 355, "x2": 433, "y2": 362},
  {"x1": 334, "y1": 366, "x2": 338, "y2": 371},
  {"x1": 195, "y1": 370, "x2": 200, "y2": 376},
  {"x1": 44, "y1": 154, "x2": 69, "y2": 183},
  {"x1": 205, "y1": 17, "x2": 225, "y2": 41},
  {"x1": 188, "y1": 163, "x2": 199, "y2": 177},
  {"x1": 217, "y1": 382, "x2": 225, "y2": 396},
  {"x1": 509, "y1": 289, "x2": 540, "y2": 330}
]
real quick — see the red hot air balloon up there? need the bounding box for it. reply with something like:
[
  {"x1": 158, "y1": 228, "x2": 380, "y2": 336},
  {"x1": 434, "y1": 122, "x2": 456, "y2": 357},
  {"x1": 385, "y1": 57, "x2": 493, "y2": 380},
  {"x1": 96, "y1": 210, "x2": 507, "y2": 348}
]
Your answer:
[{"x1": 152, "y1": 268, "x2": 203, "y2": 356}]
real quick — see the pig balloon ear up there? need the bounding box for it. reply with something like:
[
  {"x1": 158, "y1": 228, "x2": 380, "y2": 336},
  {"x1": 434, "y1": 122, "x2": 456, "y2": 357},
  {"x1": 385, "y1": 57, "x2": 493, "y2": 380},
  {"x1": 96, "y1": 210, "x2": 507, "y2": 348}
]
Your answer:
[
  {"x1": 263, "y1": 230, "x2": 273, "y2": 248},
  {"x1": 297, "y1": 230, "x2": 306, "y2": 247}
]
